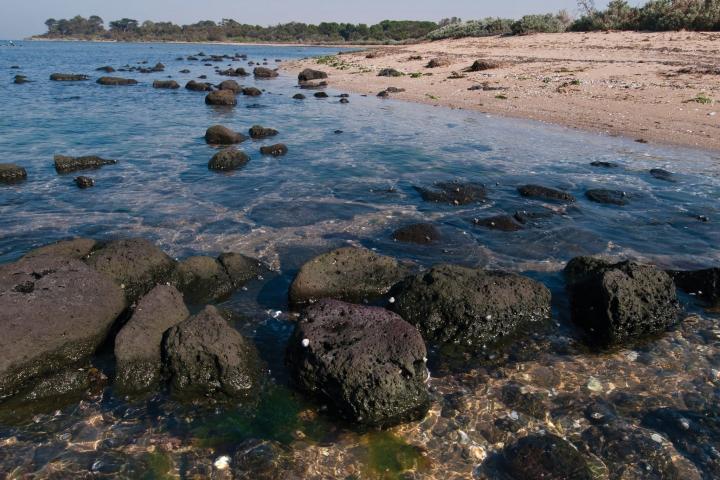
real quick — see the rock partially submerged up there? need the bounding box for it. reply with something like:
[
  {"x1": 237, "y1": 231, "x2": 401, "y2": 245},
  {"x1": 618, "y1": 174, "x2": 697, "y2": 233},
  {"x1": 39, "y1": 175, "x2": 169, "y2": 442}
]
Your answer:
[
  {"x1": 289, "y1": 247, "x2": 410, "y2": 307},
  {"x1": 0, "y1": 163, "x2": 27, "y2": 184},
  {"x1": 217, "y1": 252, "x2": 264, "y2": 286},
  {"x1": 163, "y1": 305, "x2": 262, "y2": 400},
  {"x1": 518, "y1": 184, "x2": 576, "y2": 202},
  {"x1": 114, "y1": 285, "x2": 189, "y2": 392},
  {"x1": 172, "y1": 256, "x2": 234, "y2": 304},
  {"x1": 0, "y1": 256, "x2": 126, "y2": 398},
  {"x1": 185, "y1": 80, "x2": 213, "y2": 91},
  {"x1": 217, "y1": 79, "x2": 242, "y2": 92},
  {"x1": 292, "y1": 93, "x2": 306, "y2": 100},
  {"x1": 50, "y1": 73, "x2": 89, "y2": 81},
  {"x1": 97, "y1": 77, "x2": 138, "y2": 86},
  {"x1": 242, "y1": 87, "x2": 262, "y2": 96},
  {"x1": 152, "y1": 80, "x2": 180, "y2": 89},
  {"x1": 390, "y1": 264, "x2": 551, "y2": 348},
  {"x1": 564, "y1": 257, "x2": 680, "y2": 347},
  {"x1": 249, "y1": 125, "x2": 278, "y2": 139},
  {"x1": 53, "y1": 154, "x2": 117, "y2": 174},
  {"x1": 74, "y1": 176, "x2": 94, "y2": 188},
  {"x1": 650, "y1": 168, "x2": 675, "y2": 182},
  {"x1": 205, "y1": 125, "x2": 247, "y2": 145},
  {"x1": 208, "y1": 148, "x2": 249, "y2": 171},
  {"x1": 668, "y1": 267, "x2": 720, "y2": 306},
  {"x1": 414, "y1": 181, "x2": 487, "y2": 205},
  {"x1": 298, "y1": 68, "x2": 328, "y2": 82},
  {"x1": 586, "y1": 189, "x2": 630, "y2": 205},
  {"x1": 501, "y1": 434, "x2": 594, "y2": 480},
  {"x1": 472, "y1": 215, "x2": 524, "y2": 232},
  {"x1": 259, "y1": 144, "x2": 288, "y2": 156},
  {"x1": 286, "y1": 299, "x2": 430, "y2": 427},
  {"x1": 205, "y1": 89, "x2": 237, "y2": 106},
  {"x1": 253, "y1": 67, "x2": 278, "y2": 78},
  {"x1": 392, "y1": 223, "x2": 441, "y2": 244}
]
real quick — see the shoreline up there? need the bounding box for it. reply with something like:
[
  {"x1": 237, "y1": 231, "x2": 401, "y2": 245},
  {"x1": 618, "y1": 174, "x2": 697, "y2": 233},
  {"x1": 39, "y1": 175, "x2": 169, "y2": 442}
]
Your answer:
[{"x1": 283, "y1": 31, "x2": 720, "y2": 152}]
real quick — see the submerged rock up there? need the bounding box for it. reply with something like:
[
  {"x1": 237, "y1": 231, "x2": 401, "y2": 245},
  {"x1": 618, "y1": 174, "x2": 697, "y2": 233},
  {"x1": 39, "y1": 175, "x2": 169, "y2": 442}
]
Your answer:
[
  {"x1": 217, "y1": 79, "x2": 242, "y2": 92},
  {"x1": 96, "y1": 66, "x2": 115, "y2": 73},
  {"x1": 242, "y1": 87, "x2": 262, "y2": 96},
  {"x1": 185, "y1": 80, "x2": 213, "y2": 91},
  {"x1": 74, "y1": 176, "x2": 94, "y2": 188},
  {"x1": 564, "y1": 257, "x2": 680, "y2": 347},
  {"x1": 289, "y1": 247, "x2": 410, "y2": 307},
  {"x1": 518, "y1": 184, "x2": 576, "y2": 202},
  {"x1": 13, "y1": 75, "x2": 29, "y2": 84},
  {"x1": 650, "y1": 168, "x2": 675, "y2": 182},
  {"x1": 53, "y1": 154, "x2": 117, "y2": 174},
  {"x1": 0, "y1": 163, "x2": 27, "y2": 184},
  {"x1": 23, "y1": 238, "x2": 97, "y2": 260},
  {"x1": 298, "y1": 68, "x2": 328, "y2": 82},
  {"x1": 414, "y1": 181, "x2": 487, "y2": 205},
  {"x1": 253, "y1": 67, "x2": 278, "y2": 78},
  {"x1": 292, "y1": 93, "x2": 306, "y2": 100},
  {"x1": 208, "y1": 147, "x2": 249, "y2": 171},
  {"x1": 163, "y1": 305, "x2": 262, "y2": 400},
  {"x1": 668, "y1": 267, "x2": 720, "y2": 306},
  {"x1": 152, "y1": 80, "x2": 180, "y2": 89},
  {"x1": 0, "y1": 256, "x2": 125, "y2": 398},
  {"x1": 172, "y1": 255, "x2": 234, "y2": 304},
  {"x1": 217, "y1": 252, "x2": 264, "y2": 286},
  {"x1": 205, "y1": 89, "x2": 237, "y2": 106},
  {"x1": 205, "y1": 125, "x2": 247, "y2": 145},
  {"x1": 473, "y1": 215, "x2": 524, "y2": 232},
  {"x1": 286, "y1": 299, "x2": 430, "y2": 427},
  {"x1": 114, "y1": 285, "x2": 189, "y2": 392},
  {"x1": 390, "y1": 264, "x2": 551, "y2": 348},
  {"x1": 314, "y1": 91, "x2": 329, "y2": 98},
  {"x1": 259, "y1": 144, "x2": 288, "y2": 156},
  {"x1": 590, "y1": 161, "x2": 619, "y2": 168},
  {"x1": 502, "y1": 434, "x2": 594, "y2": 480},
  {"x1": 96, "y1": 76, "x2": 138, "y2": 86},
  {"x1": 586, "y1": 189, "x2": 630, "y2": 205},
  {"x1": 249, "y1": 125, "x2": 278, "y2": 139},
  {"x1": 85, "y1": 238, "x2": 177, "y2": 303},
  {"x1": 50, "y1": 73, "x2": 89, "y2": 81},
  {"x1": 392, "y1": 223, "x2": 441, "y2": 244}
]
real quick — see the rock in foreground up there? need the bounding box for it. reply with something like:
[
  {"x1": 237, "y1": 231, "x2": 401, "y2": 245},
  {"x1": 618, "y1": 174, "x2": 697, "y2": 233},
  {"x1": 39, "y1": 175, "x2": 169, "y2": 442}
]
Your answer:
[
  {"x1": 114, "y1": 285, "x2": 189, "y2": 392},
  {"x1": 565, "y1": 257, "x2": 680, "y2": 346},
  {"x1": 0, "y1": 163, "x2": 27, "y2": 184},
  {"x1": 298, "y1": 68, "x2": 328, "y2": 82},
  {"x1": 391, "y1": 264, "x2": 551, "y2": 348},
  {"x1": 286, "y1": 299, "x2": 430, "y2": 427},
  {"x1": 172, "y1": 256, "x2": 234, "y2": 304},
  {"x1": 163, "y1": 305, "x2": 262, "y2": 400},
  {"x1": 0, "y1": 256, "x2": 126, "y2": 398},
  {"x1": 53, "y1": 154, "x2": 117, "y2": 174},
  {"x1": 208, "y1": 148, "x2": 249, "y2": 171},
  {"x1": 668, "y1": 267, "x2": 720, "y2": 306}
]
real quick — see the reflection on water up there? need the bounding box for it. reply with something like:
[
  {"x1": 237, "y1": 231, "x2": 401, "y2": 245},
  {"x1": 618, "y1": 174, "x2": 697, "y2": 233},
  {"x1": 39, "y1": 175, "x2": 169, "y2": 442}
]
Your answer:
[{"x1": 1, "y1": 41, "x2": 719, "y2": 478}]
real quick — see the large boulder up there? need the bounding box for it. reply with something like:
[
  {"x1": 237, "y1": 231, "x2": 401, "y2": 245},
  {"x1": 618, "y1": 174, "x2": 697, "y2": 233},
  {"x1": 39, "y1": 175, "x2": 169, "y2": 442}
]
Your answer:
[
  {"x1": 53, "y1": 154, "x2": 117, "y2": 174},
  {"x1": 217, "y1": 252, "x2": 264, "y2": 286},
  {"x1": 414, "y1": 181, "x2": 486, "y2": 205},
  {"x1": 23, "y1": 238, "x2": 96, "y2": 260},
  {"x1": 298, "y1": 68, "x2": 328, "y2": 82},
  {"x1": 50, "y1": 73, "x2": 89, "y2": 81},
  {"x1": 0, "y1": 163, "x2": 27, "y2": 184},
  {"x1": 152, "y1": 80, "x2": 180, "y2": 89},
  {"x1": 114, "y1": 285, "x2": 189, "y2": 392},
  {"x1": 208, "y1": 147, "x2": 249, "y2": 171},
  {"x1": 205, "y1": 125, "x2": 247, "y2": 145},
  {"x1": 249, "y1": 125, "x2": 278, "y2": 139},
  {"x1": 85, "y1": 238, "x2": 177, "y2": 304},
  {"x1": 172, "y1": 256, "x2": 234, "y2": 304},
  {"x1": 162, "y1": 305, "x2": 262, "y2": 399},
  {"x1": 253, "y1": 67, "x2": 278, "y2": 78},
  {"x1": 390, "y1": 264, "x2": 551, "y2": 348},
  {"x1": 668, "y1": 267, "x2": 720, "y2": 306},
  {"x1": 501, "y1": 434, "x2": 594, "y2": 480},
  {"x1": 286, "y1": 299, "x2": 430, "y2": 427},
  {"x1": 0, "y1": 256, "x2": 126, "y2": 398},
  {"x1": 518, "y1": 184, "x2": 575, "y2": 202},
  {"x1": 564, "y1": 257, "x2": 680, "y2": 346},
  {"x1": 96, "y1": 77, "x2": 138, "y2": 86},
  {"x1": 205, "y1": 89, "x2": 237, "y2": 106},
  {"x1": 289, "y1": 247, "x2": 410, "y2": 307}
]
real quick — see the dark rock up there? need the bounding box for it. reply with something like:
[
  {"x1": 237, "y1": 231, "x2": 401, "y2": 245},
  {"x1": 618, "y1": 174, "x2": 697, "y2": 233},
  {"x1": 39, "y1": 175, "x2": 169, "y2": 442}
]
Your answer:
[
  {"x1": 259, "y1": 144, "x2": 288, "y2": 156},
  {"x1": 151, "y1": 63, "x2": 165, "y2": 72},
  {"x1": 339, "y1": 98, "x2": 349, "y2": 103},
  {"x1": 208, "y1": 147, "x2": 249, "y2": 171},
  {"x1": 179, "y1": 69, "x2": 190, "y2": 74},
  {"x1": 0, "y1": 163, "x2": 27, "y2": 184},
  {"x1": 314, "y1": 91, "x2": 329, "y2": 98},
  {"x1": 23, "y1": 238, "x2": 96, "y2": 260},
  {"x1": 162, "y1": 305, "x2": 262, "y2": 399},
  {"x1": 586, "y1": 189, "x2": 630, "y2": 205},
  {"x1": 205, "y1": 125, "x2": 247, "y2": 145},
  {"x1": 217, "y1": 252, "x2": 264, "y2": 286},
  {"x1": 96, "y1": 77, "x2": 138, "y2": 86},
  {"x1": 668, "y1": 268, "x2": 720, "y2": 306},
  {"x1": 650, "y1": 168, "x2": 675, "y2": 182},
  {"x1": 85, "y1": 238, "x2": 177, "y2": 304},
  {"x1": 414, "y1": 181, "x2": 486, "y2": 205},
  {"x1": 249, "y1": 125, "x2": 278, "y2": 139},
  {"x1": 253, "y1": 67, "x2": 278, "y2": 78},
  {"x1": 378, "y1": 68, "x2": 403, "y2": 77},
  {"x1": 334, "y1": 130, "x2": 343, "y2": 134},
  {"x1": 205, "y1": 89, "x2": 237, "y2": 106},
  {"x1": 590, "y1": 161, "x2": 619, "y2": 168},
  {"x1": 217, "y1": 79, "x2": 242, "y2": 92},
  {"x1": 390, "y1": 264, "x2": 551, "y2": 348},
  {"x1": 292, "y1": 93, "x2": 306, "y2": 100},
  {"x1": 152, "y1": 80, "x2": 179, "y2": 89},
  {"x1": 13, "y1": 75, "x2": 29, "y2": 84},
  {"x1": 564, "y1": 257, "x2": 680, "y2": 346},
  {"x1": 426, "y1": 57, "x2": 452, "y2": 68},
  {"x1": 289, "y1": 246, "x2": 410, "y2": 307},
  {"x1": 518, "y1": 184, "x2": 576, "y2": 202},
  {"x1": 21, "y1": 365, "x2": 106, "y2": 402},
  {"x1": 242, "y1": 86, "x2": 262, "y2": 96},
  {"x1": 74, "y1": 176, "x2": 94, "y2": 188},
  {"x1": 392, "y1": 223, "x2": 441, "y2": 244},
  {"x1": 114, "y1": 285, "x2": 189, "y2": 392},
  {"x1": 0, "y1": 256, "x2": 126, "y2": 398},
  {"x1": 385, "y1": 87, "x2": 405, "y2": 93},
  {"x1": 172, "y1": 256, "x2": 234, "y2": 304},
  {"x1": 501, "y1": 382, "x2": 548, "y2": 418},
  {"x1": 513, "y1": 208, "x2": 555, "y2": 225},
  {"x1": 286, "y1": 299, "x2": 430, "y2": 427},
  {"x1": 185, "y1": 80, "x2": 213, "y2": 91},
  {"x1": 377, "y1": 90, "x2": 390, "y2": 98},
  {"x1": 50, "y1": 73, "x2": 89, "y2": 81},
  {"x1": 298, "y1": 68, "x2": 328, "y2": 82},
  {"x1": 218, "y1": 67, "x2": 249, "y2": 77},
  {"x1": 298, "y1": 80, "x2": 327, "y2": 89},
  {"x1": 502, "y1": 434, "x2": 594, "y2": 480},
  {"x1": 472, "y1": 215, "x2": 524, "y2": 232},
  {"x1": 466, "y1": 59, "x2": 501, "y2": 72},
  {"x1": 53, "y1": 154, "x2": 117, "y2": 174},
  {"x1": 96, "y1": 66, "x2": 115, "y2": 73}
]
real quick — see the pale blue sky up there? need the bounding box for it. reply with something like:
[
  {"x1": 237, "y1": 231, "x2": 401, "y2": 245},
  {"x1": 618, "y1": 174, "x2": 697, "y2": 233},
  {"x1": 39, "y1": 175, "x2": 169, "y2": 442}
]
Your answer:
[{"x1": 1, "y1": 0, "x2": 636, "y2": 39}]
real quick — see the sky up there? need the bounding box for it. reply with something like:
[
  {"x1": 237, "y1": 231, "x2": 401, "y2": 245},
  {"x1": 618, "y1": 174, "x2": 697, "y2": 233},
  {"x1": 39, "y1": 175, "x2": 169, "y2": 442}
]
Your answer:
[{"x1": 0, "y1": 0, "x2": 634, "y2": 39}]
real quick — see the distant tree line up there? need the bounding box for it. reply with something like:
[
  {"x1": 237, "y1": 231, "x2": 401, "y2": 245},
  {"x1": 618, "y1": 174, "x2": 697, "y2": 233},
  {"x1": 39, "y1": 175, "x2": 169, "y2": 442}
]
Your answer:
[
  {"x1": 40, "y1": 16, "x2": 439, "y2": 44},
  {"x1": 570, "y1": 0, "x2": 720, "y2": 31}
]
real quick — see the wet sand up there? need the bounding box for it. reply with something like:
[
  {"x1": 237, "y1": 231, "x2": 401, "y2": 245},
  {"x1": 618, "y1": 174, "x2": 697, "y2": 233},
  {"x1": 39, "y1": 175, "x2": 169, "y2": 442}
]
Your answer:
[{"x1": 285, "y1": 31, "x2": 720, "y2": 151}]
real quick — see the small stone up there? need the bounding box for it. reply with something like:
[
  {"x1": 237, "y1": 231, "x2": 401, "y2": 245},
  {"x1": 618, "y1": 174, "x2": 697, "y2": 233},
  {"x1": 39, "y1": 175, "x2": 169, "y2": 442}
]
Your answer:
[{"x1": 587, "y1": 377, "x2": 603, "y2": 392}]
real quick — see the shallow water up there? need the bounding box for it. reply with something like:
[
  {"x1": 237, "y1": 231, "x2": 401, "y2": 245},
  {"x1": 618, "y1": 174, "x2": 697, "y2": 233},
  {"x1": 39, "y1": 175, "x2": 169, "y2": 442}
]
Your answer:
[{"x1": 1, "y1": 41, "x2": 720, "y2": 479}]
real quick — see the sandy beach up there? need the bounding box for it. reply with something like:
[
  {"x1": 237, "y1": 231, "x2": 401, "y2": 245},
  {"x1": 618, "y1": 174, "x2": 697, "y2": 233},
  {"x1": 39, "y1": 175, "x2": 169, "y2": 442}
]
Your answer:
[{"x1": 285, "y1": 31, "x2": 720, "y2": 151}]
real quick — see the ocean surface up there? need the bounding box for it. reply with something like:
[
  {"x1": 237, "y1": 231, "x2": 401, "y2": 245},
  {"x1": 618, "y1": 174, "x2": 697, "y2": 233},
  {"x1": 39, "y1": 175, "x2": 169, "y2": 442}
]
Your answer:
[{"x1": 1, "y1": 40, "x2": 720, "y2": 479}]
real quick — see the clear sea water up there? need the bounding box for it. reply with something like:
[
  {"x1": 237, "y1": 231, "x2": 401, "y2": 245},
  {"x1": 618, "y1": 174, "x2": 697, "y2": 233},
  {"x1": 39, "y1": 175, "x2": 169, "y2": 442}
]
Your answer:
[{"x1": 1, "y1": 40, "x2": 720, "y2": 479}]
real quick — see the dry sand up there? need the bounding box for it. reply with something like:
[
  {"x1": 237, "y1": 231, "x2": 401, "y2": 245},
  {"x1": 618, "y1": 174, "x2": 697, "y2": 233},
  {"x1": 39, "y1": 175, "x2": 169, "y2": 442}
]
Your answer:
[{"x1": 285, "y1": 31, "x2": 720, "y2": 151}]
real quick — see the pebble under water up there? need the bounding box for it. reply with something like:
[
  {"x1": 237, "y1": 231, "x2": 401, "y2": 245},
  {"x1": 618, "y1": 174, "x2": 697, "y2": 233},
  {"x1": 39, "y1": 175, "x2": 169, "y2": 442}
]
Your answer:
[{"x1": 1, "y1": 41, "x2": 720, "y2": 479}]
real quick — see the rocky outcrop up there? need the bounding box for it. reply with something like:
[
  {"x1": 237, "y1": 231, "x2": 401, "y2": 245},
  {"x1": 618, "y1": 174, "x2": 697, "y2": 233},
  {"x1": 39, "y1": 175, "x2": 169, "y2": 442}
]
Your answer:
[
  {"x1": 208, "y1": 148, "x2": 249, "y2": 171},
  {"x1": 289, "y1": 247, "x2": 410, "y2": 307},
  {"x1": 259, "y1": 144, "x2": 288, "y2": 156},
  {"x1": 85, "y1": 238, "x2": 177, "y2": 304},
  {"x1": 518, "y1": 184, "x2": 575, "y2": 202},
  {"x1": 0, "y1": 256, "x2": 126, "y2": 398},
  {"x1": 172, "y1": 256, "x2": 234, "y2": 304},
  {"x1": 53, "y1": 155, "x2": 117, "y2": 174},
  {"x1": 392, "y1": 223, "x2": 441, "y2": 244},
  {"x1": 205, "y1": 89, "x2": 237, "y2": 106},
  {"x1": 253, "y1": 67, "x2": 278, "y2": 78},
  {"x1": 205, "y1": 125, "x2": 247, "y2": 145},
  {"x1": 249, "y1": 125, "x2": 278, "y2": 139},
  {"x1": 414, "y1": 181, "x2": 486, "y2": 205},
  {"x1": 114, "y1": 285, "x2": 189, "y2": 392},
  {"x1": 152, "y1": 80, "x2": 180, "y2": 89},
  {"x1": 0, "y1": 163, "x2": 27, "y2": 184},
  {"x1": 390, "y1": 264, "x2": 551, "y2": 348},
  {"x1": 298, "y1": 68, "x2": 328, "y2": 82},
  {"x1": 564, "y1": 257, "x2": 680, "y2": 346},
  {"x1": 96, "y1": 77, "x2": 138, "y2": 86},
  {"x1": 50, "y1": 73, "x2": 89, "y2": 81},
  {"x1": 162, "y1": 305, "x2": 262, "y2": 400},
  {"x1": 286, "y1": 299, "x2": 430, "y2": 427},
  {"x1": 668, "y1": 267, "x2": 720, "y2": 306}
]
